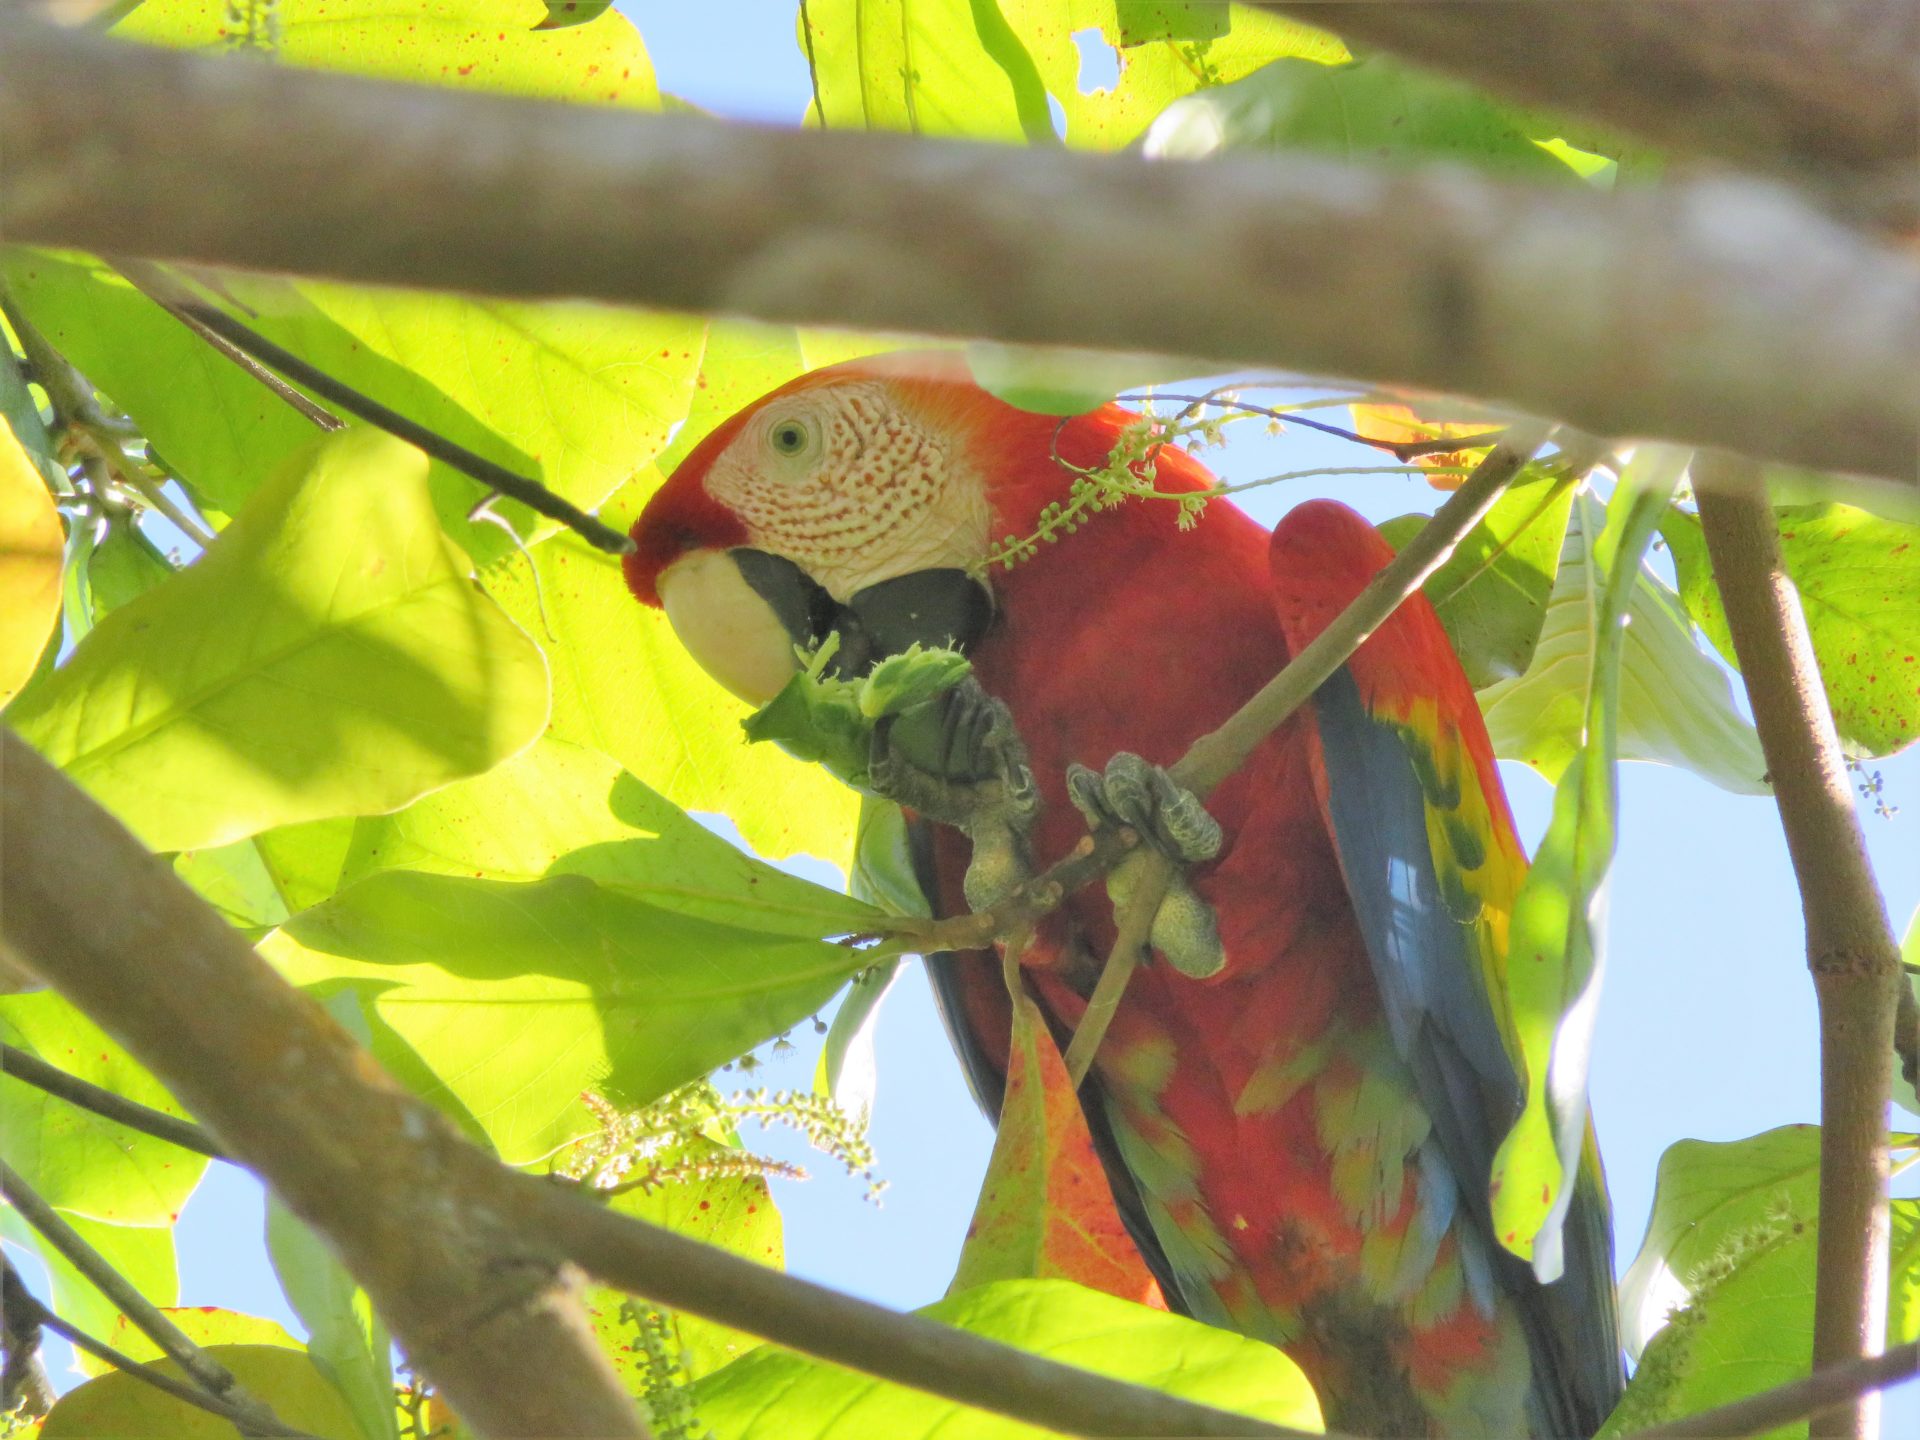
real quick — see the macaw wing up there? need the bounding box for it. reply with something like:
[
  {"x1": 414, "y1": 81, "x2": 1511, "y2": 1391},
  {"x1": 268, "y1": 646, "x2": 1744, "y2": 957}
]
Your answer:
[{"x1": 1269, "y1": 500, "x2": 1621, "y2": 1435}]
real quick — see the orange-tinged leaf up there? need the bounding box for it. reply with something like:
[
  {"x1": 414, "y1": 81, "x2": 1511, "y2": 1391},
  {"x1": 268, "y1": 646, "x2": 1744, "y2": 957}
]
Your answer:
[
  {"x1": 0, "y1": 411, "x2": 63, "y2": 705},
  {"x1": 1349, "y1": 402, "x2": 1495, "y2": 489},
  {"x1": 949, "y1": 983, "x2": 1164, "y2": 1307}
]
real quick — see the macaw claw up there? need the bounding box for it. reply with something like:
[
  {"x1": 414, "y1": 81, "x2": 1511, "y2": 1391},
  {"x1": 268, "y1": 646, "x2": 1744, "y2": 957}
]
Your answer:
[
  {"x1": 1066, "y1": 752, "x2": 1222, "y2": 864},
  {"x1": 1066, "y1": 753, "x2": 1226, "y2": 979},
  {"x1": 868, "y1": 677, "x2": 1038, "y2": 910}
]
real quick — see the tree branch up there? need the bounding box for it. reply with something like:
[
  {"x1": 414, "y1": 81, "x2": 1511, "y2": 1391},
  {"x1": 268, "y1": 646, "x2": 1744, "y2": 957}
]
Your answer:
[
  {"x1": 0, "y1": 733, "x2": 652, "y2": 1440},
  {"x1": 1, "y1": 1041, "x2": 226, "y2": 1160},
  {"x1": 0, "y1": 17, "x2": 1913, "y2": 486},
  {"x1": 0, "y1": 731, "x2": 1333, "y2": 1440},
  {"x1": 1694, "y1": 454, "x2": 1906, "y2": 1440},
  {"x1": 1262, "y1": 2, "x2": 1920, "y2": 228}
]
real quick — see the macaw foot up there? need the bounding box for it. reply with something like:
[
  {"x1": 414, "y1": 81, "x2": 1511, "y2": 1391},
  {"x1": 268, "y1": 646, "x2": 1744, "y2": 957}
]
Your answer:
[
  {"x1": 1067, "y1": 753, "x2": 1226, "y2": 979},
  {"x1": 869, "y1": 677, "x2": 1039, "y2": 911}
]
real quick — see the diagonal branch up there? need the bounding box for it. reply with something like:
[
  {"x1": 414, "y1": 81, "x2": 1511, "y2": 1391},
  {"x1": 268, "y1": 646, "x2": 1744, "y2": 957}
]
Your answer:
[
  {"x1": 0, "y1": 730, "x2": 1335, "y2": 1440},
  {"x1": 0, "y1": 16, "x2": 1913, "y2": 486},
  {"x1": 1627, "y1": 1338, "x2": 1920, "y2": 1440},
  {"x1": 1693, "y1": 453, "x2": 1906, "y2": 1440}
]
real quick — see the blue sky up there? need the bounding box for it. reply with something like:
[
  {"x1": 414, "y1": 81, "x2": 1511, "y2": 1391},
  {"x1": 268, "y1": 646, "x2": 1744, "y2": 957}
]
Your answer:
[{"x1": 19, "y1": 4, "x2": 1918, "y2": 1432}]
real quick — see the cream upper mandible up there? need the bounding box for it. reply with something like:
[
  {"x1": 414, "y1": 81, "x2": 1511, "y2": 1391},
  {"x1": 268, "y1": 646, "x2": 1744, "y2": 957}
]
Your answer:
[{"x1": 699, "y1": 379, "x2": 994, "y2": 601}]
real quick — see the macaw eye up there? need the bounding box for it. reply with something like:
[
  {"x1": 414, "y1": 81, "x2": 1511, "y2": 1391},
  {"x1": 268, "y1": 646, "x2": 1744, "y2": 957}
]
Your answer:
[{"x1": 767, "y1": 416, "x2": 814, "y2": 458}]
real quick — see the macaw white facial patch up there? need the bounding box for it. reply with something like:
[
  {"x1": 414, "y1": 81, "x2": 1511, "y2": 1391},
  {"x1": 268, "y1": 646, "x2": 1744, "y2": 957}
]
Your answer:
[{"x1": 703, "y1": 380, "x2": 991, "y2": 600}]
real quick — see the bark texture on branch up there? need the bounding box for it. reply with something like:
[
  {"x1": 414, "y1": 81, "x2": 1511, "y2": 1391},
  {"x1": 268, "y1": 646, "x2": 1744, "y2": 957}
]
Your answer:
[
  {"x1": 0, "y1": 731, "x2": 1319, "y2": 1440},
  {"x1": 0, "y1": 17, "x2": 1914, "y2": 486},
  {"x1": 1264, "y1": 1, "x2": 1920, "y2": 228},
  {"x1": 0, "y1": 734, "x2": 650, "y2": 1440},
  {"x1": 1694, "y1": 456, "x2": 1905, "y2": 1440}
]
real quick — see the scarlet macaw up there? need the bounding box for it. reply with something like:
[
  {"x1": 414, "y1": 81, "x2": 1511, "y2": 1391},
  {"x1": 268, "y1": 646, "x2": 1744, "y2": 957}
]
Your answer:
[{"x1": 626, "y1": 352, "x2": 1621, "y2": 1437}]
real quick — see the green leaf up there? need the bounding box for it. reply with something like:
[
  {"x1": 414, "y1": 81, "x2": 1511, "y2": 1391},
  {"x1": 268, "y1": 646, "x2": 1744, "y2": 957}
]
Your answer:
[
  {"x1": 801, "y1": 2, "x2": 1341, "y2": 148},
  {"x1": 480, "y1": 530, "x2": 860, "y2": 865},
  {"x1": 260, "y1": 737, "x2": 881, "y2": 937},
  {"x1": 1480, "y1": 496, "x2": 1769, "y2": 795},
  {"x1": 119, "y1": 0, "x2": 660, "y2": 108},
  {"x1": 801, "y1": 0, "x2": 1058, "y2": 142},
  {"x1": 41, "y1": 1343, "x2": 360, "y2": 1440},
  {"x1": 1615, "y1": 1126, "x2": 1822, "y2": 1364},
  {"x1": 692, "y1": 1277, "x2": 1322, "y2": 1437},
  {"x1": 1378, "y1": 471, "x2": 1576, "y2": 688},
  {"x1": 1490, "y1": 452, "x2": 1686, "y2": 1276},
  {"x1": 173, "y1": 839, "x2": 293, "y2": 939},
  {"x1": 9, "y1": 427, "x2": 549, "y2": 853},
  {"x1": 1602, "y1": 1128, "x2": 1920, "y2": 1439},
  {"x1": 0, "y1": 992, "x2": 207, "y2": 1222},
  {"x1": 265, "y1": 871, "x2": 871, "y2": 1162},
  {"x1": 87, "y1": 520, "x2": 179, "y2": 617},
  {"x1": 100, "y1": 1305, "x2": 302, "y2": 1362},
  {"x1": 582, "y1": 1145, "x2": 784, "y2": 1392},
  {"x1": 744, "y1": 642, "x2": 974, "y2": 791},
  {"x1": 0, "y1": 347, "x2": 65, "y2": 707},
  {"x1": 1141, "y1": 54, "x2": 1621, "y2": 178},
  {"x1": 268, "y1": 1192, "x2": 399, "y2": 1440},
  {"x1": 1664, "y1": 501, "x2": 1920, "y2": 758},
  {"x1": 1028, "y1": 2, "x2": 1345, "y2": 150},
  {"x1": 536, "y1": 0, "x2": 615, "y2": 30}
]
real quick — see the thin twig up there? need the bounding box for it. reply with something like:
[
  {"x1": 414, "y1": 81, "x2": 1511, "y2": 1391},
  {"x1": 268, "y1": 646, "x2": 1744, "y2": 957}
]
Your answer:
[
  {"x1": 152, "y1": 299, "x2": 344, "y2": 431},
  {"x1": 1062, "y1": 852, "x2": 1171, "y2": 1086},
  {"x1": 111, "y1": 259, "x2": 635, "y2": 556},
  {"x1": 1695, "y1": 452, "x2": 1905, "y2": 1440},
  {"x1": 0, "y1": 1159, "x2": 287, "y2": 1434},
  {"x1": 1173, "y1": 421, "x2": 1555, "y2": 799},
  {"x1": 1117, "y1": 389, "x2": 1505, "y2": 461},
  {"x1": 109, "y1": 463, "x2": 217, "y2": 548},
  {"x1": 1, "y1": 1043, "x2": 226, "y2": 1160},
  {"x1": 1627, "y1": 1340, "x2": 1920, "y2": 1440}
]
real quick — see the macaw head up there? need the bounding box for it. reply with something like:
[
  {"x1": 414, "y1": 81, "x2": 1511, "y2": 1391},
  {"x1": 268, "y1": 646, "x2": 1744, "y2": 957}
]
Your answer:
[{"x1": 625, "y1": 350, "x2": 1061, "y2": 704}]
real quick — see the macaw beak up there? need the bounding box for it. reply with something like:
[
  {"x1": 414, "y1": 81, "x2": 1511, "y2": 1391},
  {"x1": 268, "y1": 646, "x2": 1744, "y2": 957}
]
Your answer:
[{"x1": 655, "y1": 548, "x2": 995, "y2": 707}]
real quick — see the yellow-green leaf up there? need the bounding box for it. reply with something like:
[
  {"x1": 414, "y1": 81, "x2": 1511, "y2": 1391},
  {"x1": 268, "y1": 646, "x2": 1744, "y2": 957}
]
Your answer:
[
  {"x1": 9, "y1": 427, "x2": 549, "y2": 852},
  {"x1": 42, "y1": 1343, "x2": 359, "y2": 1440},
  {"x1": 0, "y1": 362, "x2": 64, "y2": 706}
]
